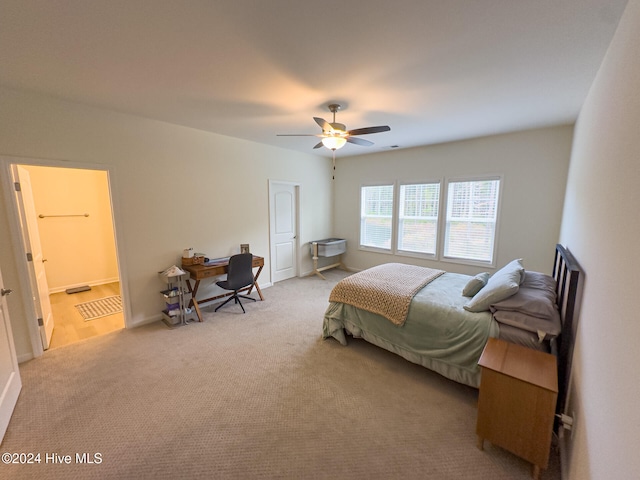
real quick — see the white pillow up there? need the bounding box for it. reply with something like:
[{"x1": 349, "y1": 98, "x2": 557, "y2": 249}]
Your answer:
[
  {"x1": 464, "y1": 259, "x2": 524, "y2": 312},
  {"x1": 500, "y1": 258, "x2": 526, "y2": 285}
]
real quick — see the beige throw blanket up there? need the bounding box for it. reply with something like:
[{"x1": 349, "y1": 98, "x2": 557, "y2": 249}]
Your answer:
[{"x1": 329, "y1": 263, "x2": 445, "y2": 326}]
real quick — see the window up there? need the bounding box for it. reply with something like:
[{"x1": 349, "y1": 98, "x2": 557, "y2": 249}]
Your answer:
[
  {"x1": 397, "y1": 182, "x2": 440, "y2": 256},
  {"x1": 360, "y1": 184, "x2": 394, "y2": 250},
  {"x1": 444, "y1": 178, "x2": 501, "y2": 264},
  {"x1": 359, "y1": 176, "x2": 502, "y2": 265}
]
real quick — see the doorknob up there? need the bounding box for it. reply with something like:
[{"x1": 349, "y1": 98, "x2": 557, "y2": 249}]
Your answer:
[
  {"x1": 42, "y1": 258, "x2": 48, "y2": 263},
  {"x1": 1, "y1": 288, "x2": 13, "y2": 296}
]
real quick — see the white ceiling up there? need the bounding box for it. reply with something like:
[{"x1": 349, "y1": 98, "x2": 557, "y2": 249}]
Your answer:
[{"x1": 0, "y1": 0, "x2": 629, "y2": 157}]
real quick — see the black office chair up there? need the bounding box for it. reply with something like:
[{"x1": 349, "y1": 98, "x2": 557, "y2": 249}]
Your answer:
[{"x1": 214, "y1": 253, "x2": 257, "y2": 313}]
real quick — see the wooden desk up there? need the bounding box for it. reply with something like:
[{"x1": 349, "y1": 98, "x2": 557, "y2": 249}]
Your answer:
[
  {"x1": 181, "y1": 255, "x2": 264, "y2": 322},
  {"x1": 476, "y1": 338, "x2": 558, "y2": 479}
]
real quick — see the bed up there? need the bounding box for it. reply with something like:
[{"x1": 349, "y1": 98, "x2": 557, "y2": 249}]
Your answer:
[{"x1": 322, "y1": 244, "x2": 580, "y2": 410}]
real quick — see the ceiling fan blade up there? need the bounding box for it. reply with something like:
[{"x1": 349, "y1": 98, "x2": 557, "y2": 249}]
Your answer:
[
  {"x1": 347, "y1": 137, "x2": 374, "y2": 147},
  {"x1": 314, "y1": 117, "x2": 334, "y2": 133},
  {"x1": 313, "y1": 141, "x2": 324, "y2": 149},
  {"x1": 347, "y1": 125, "x2": 391, "y2": 136}
]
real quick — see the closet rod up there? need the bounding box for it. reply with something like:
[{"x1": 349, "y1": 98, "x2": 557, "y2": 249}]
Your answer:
[{"x1": 38, "y1": 213, "x2": 89, "y2": 218}]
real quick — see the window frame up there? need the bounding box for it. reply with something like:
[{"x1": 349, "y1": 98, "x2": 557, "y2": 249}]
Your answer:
[{"x1": 440, "y1": 175, "x2": 503, "y2": 268}]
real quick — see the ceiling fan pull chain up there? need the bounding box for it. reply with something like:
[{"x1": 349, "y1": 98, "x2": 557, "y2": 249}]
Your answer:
[{"x1": 333, "y1": 151, "x2": 337, "y2": 180}]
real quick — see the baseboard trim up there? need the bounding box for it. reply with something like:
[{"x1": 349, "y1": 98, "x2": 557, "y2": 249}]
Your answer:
[
  {"x1": 17, "y1": 352, "x2": 34, "y2": 364},
  {"x1": 49, "y1": 277, "x2": 120, "y2": 294}
]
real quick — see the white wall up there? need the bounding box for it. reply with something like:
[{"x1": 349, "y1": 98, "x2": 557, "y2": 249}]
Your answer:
[
  {"x1": 559, "y1": 1, "x2": 640, "y2": 478},
  {"x1": 0, "y1": 86, "x2": 333, "y2": 360},
  {"x1": 22, "y1": 165, "x2": 119, "y2": 292},
  {"x1": 334, "y1": 126, "x2": 573, "y2": 276}
]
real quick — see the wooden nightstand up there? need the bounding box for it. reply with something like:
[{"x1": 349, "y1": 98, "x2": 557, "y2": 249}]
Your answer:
[{"x1": 476, "y1": 338, "x2": 558, "y2": 479}]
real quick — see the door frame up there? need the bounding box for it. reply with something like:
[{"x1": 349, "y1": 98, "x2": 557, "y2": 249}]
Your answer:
[
  {"x1": 0, "y1": 155, "x2": 130, "y2": 359},
  {"x1": 268, "y1": 180, "x2": 301, "y2": 283}
]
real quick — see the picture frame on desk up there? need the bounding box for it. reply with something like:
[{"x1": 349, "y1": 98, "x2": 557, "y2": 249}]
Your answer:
[{"x1": 240, "y1": 243, "x2": 250, "y2": 254}]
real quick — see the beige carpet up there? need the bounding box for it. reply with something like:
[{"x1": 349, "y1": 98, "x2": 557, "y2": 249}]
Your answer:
[{"x1": 2, "y1": 269, "x2": 560, "y2": 479}]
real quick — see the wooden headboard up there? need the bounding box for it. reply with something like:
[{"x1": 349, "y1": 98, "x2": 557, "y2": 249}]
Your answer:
[{"x1": 552, "y1": 244, "x2": 581, "y2": 416}]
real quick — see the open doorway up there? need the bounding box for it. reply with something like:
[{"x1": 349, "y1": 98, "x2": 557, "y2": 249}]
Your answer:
[{"x1": 12, "y1": 163, "x2": 124, "y2": 350}]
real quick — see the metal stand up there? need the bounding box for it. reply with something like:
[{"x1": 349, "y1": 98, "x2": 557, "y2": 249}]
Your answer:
[
  {"x1": 159, "y1": 270, "x2": 192, "y2": 327},
  {"x1": 310, "y1": 241, "x2": 343, "y2": 280}
]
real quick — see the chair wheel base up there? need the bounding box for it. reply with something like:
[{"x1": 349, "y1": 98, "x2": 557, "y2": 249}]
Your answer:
[{"x1": 215, "y1": 292, "x2": 256, "y2": 313}]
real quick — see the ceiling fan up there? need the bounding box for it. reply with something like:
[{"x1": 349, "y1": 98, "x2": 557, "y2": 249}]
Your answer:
[{"x1": 277, "y1": 104, "x2": 391, "y2": 151}]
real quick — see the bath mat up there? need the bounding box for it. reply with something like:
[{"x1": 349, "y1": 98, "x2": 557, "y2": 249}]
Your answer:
[{"x1": 75, "y1": 295, "x2": 122, "y2": 321}]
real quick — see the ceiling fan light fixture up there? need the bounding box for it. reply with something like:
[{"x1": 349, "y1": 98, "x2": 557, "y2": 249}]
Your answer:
[
  {"x1": 321, "y1": 136, "x2": 347, "y2": 150},
  {"x1": 277, "y1": 103, "x2": 390, "y2": 153}
]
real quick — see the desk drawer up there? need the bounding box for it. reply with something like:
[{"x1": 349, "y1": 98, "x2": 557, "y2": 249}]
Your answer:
[
  {"x1": 200, "y1": 268, "x2": 221, "y2": 279},
  {"x1": 252, "y1": 258, "x2": 263, "y2": 268}
]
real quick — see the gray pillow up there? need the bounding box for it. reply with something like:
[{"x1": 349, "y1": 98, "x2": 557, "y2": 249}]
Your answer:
[
  {"x1": 493, "y1": 310, "x2": 561, "y2": 337},
  {"x1": 463, "y1": 259, "x2": 524, "y2": 312},
  {"x1": 522, "y1": 271, "x2": 556, "y2": 294},
  {"x1": 490, "y1": 286, "x2": 558, "y2": 320},
  {"x1": 462, "y1": 272, "x2": 490, "y2": 297}
]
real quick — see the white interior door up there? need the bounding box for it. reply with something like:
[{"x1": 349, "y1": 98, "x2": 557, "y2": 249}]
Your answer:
[
  {"x1": 0, "y1": 268, "x2": 22, "y2": 444},
  {"x1": 12, "y1": 165, "x2": 54, "y2": 350},
  {"x1": 269, "y1": 182, "x2": 298, "y2": 283}
]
